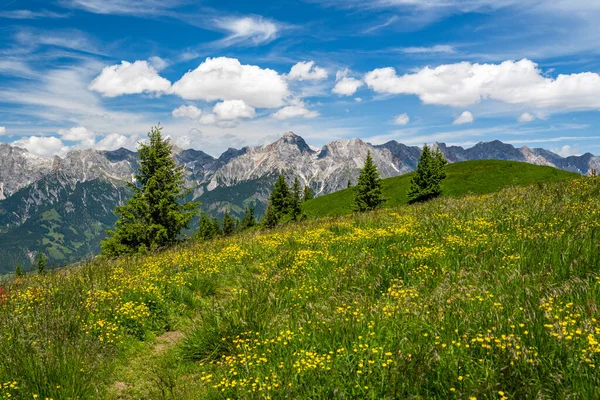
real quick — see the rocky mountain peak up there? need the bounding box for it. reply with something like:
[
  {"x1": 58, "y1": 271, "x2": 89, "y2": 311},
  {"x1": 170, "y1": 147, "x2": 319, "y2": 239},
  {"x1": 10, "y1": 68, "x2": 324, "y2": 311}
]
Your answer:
[{"x1": 267, "y1": 131, "x2": 314, "y2": 154}]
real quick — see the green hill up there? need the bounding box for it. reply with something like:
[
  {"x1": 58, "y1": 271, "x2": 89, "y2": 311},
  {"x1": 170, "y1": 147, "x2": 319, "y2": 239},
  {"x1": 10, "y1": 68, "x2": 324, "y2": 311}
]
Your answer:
[
  {"x1": 1, "y1": 176, "x2": 600, "y2": 399},
  {"x1": 303, "y1": 160, "x2": 580, "y2": 218}
]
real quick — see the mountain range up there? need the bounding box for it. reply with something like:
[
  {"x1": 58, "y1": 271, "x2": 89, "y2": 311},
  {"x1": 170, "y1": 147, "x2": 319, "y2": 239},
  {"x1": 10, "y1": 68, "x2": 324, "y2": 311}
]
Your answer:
[{"x1": 0, "y1": 132, "x2": 597, "y2": 272}]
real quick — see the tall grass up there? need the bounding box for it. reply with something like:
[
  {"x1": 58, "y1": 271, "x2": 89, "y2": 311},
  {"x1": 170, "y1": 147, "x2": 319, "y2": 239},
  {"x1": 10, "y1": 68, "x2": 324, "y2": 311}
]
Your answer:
[{"x1": 1, "y1": 176, "x2": 600, "y2": 399}]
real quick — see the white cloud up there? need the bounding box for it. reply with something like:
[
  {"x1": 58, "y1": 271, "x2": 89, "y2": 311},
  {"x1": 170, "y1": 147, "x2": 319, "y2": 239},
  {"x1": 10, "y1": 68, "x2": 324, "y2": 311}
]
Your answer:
[
  {"x1": 453, "y1": 111, "x2": 474, "y2": 125},
  {"x1": 89, "y1": 60, "x2": 171, "y2": 97},
  {"x1": 332, "y1": 69, "x2": 363, "y2": 96},
  {"x1": 215, "y1": 16, "x2": 279, "y2": 45},
  {"x1": 272, "y1": 105, "x2": 319, "y2": 120},
  {"x1": 288, "y1": 61, "x2": 328, "y2": 81},
  {"x1": 172, "y1": 105, "x2": 202, "y2": 119},
  {"x1": 364, "y1": 59, "x2": 600, "y2": 112},
  {"x1": 0, "y1": 127, "x2": 5, "y2": 136},
  {"x1": 149, "y1": 56, "x2": 169, "y2": 71},
  {"x1": 12, "y1": 136, "x2": 69, "y2": 157},
  {"x1": 171, "y1": 57, "x2": 289, "y2": 108},
  {"x1": 58, "y1": 0, "x2": 184, "y2": 15},
  {"x1": 95, "y1": 133, "x2": 131, "y2": 151},
  {"x1": 213, "y1": 100, "x2": 256, "y2": 121},
  {"x1": 355, "y1": 97, "x2": 363, "y2": 102},
  {"x1": 518, "y1": 112, "x2": 536, "y2": 123},
  {"x1": 58, "y1": 126, "x2": 95, "y2": 147},
  {"x1": 0, "y1": 9, "x2": 68, "y2": 19},
  {"x1": 394, "y1": 113, "x2": 410, "y2": 125},
  {"x1": 552, "y1": 144, "x2": 580, "y2": 157},
  {"x1": 199, "y1": 113, "x2": 218, "y2": 126},
  {"x1": 401, "y1": 45, "x2": 456, "y2": 54}
]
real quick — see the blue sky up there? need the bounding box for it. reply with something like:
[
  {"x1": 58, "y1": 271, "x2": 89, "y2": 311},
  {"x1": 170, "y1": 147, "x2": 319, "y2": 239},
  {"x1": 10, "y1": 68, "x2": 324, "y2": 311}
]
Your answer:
[{"x1": 2, "y1": 0, "x2": 600, "y2": 157}]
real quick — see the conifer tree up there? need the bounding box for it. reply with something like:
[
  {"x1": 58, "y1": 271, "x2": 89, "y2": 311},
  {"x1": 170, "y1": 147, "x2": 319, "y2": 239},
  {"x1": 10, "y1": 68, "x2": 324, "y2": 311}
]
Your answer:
[
  {"x1": 101, "y1": 125, "x2": 199, "y2": 256},
  {"x1": 407, "y1": 144, "x2": 447, "y2": 203},
  {"x1": 353, "y1": 151, "x2": 384, "y2": 212},
  {"x1": 36, "y1": 251, "x2": 47, "y2": 274},
  {"x1": 269, "y1": 175, "x2": 290, "y2": 217},
  {"x1": 289, "y1": 177, "x2": 302, "y2": 221},
  {"x1": 212, "y1": 217, "x2": 222, "y2": 236},
  {"x1": 15, "y1": 264, "x2": 24, "y2": 277},
  {"x1": 347, "y1": 179, "x2": 352, "y2": 188},
  {"x1": 196, "y1": 213, "x2": 217, "y2": 241},
  {"x1": 239, "y1": 206, "x2": 256, "y2": 230},
  {"x1": 303, "y1": 185, "x2": 313, "y2": 202},
  {"x1": 222, "y1": 210, "x2": 236, "y2": 236},
  {"x1": 263, "y1": 202, "x2": 278, "y2": 228}
]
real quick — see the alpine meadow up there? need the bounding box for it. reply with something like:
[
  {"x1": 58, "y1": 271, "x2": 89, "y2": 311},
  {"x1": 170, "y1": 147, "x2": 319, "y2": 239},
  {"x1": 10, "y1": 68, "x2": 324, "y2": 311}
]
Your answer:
[{"x1": 4, "y1": 1, "x2": 600, "y2": 399}]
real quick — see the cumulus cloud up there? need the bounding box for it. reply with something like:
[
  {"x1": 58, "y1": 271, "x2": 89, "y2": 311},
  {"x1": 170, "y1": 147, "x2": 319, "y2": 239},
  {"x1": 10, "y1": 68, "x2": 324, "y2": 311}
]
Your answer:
[
  {"x1": 272, "y1": 105, "x2": 319, "y2": 120},
  {"x1": 364, "y1": 59, "x2": 600, "y2": 112},
  {"x1": 332, "y1": 69, "x2": 364, "y2": 96},
  {"x1": 171, "y1": 57, "x2": 289, "y2": 108},
  {"x1": 58, "y1": 126, "x2": 95, "y2": 147},
  {"x1": 518, "y1": 112, "x2": 536, "y2": 123},
  {"x1": 149, "y1": 56, "x2": 169, "y2": 71},
  {"x1": 172, "y1": 105, "x2": 202, "y2": 119},
  {"x1": 12, "y1": 136, "x2": 69, "y2": 157},
  {"x1": 213, "y1": 100, "x2": 256, "y2": 120},
  {"x1": 394, "y1": 113, "x2": 410, "y2": 125},
  {"x1": 95, "y1": 133, "x2": 130, "y2": 151},
  {"x1": 0, "y1": 127, "x2": 5, "y2": 136},
  {"x1": 552, "y1": 144, "x2": 581, "y2": 157},
  {"x1": 288, "y1": 61, "x2": 328, "y2": 81},
  {"x1": 453, "y1": 111, "x2": 474, "y2": 125},
  {"x1": 215, "y1": 16, "x2": 279, "y2": 45},
  {"x1": 89, "y1": 60, "x2": 171, "y2": 97}
]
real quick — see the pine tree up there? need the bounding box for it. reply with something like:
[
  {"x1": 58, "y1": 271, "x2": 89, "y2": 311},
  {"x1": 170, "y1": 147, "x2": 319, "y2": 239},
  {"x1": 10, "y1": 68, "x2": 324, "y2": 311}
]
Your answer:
[
  {"x1": 239, "y1": 206, "x2": 256, "y2": 230},
  {"x1": 269, "y1": 175, "x2": 290, "y2": 217},
  {"x1": 353, "y1": 152, "x2": 384, "y2": 212},
  {"x1": 36, "y1": 252, "x2": 47, "y2": 274},
  {"x1": 303, "y1": 185, "x2": 313, "y2": 202},
  {"x1": 196, "y1": 213, "x2": 217, "y2": 241},
  {"x1": 289, "y1": 177, "x2": 302, "y2": 221},
  {"x1": 15, "y1": 264, "x2": 24, "y2": 277},
  {"x1": 101, "y1": 125, "x2": 199, "y2": 256},
  {"x1": 222, "y1": 210, "x2": 236, "y2": 236},
  {"x1": 263, "y1": 201, "x2": 279, "y2": 228},
  {"x1": 407, "y1": 144, "x2": 447, "y2": 203},
  {"x1": 347, "y1": 179, "x2": 352, "y2": 188},
  {"x1": 212, "y1": 217, "x2": 222, "y2": 236}
]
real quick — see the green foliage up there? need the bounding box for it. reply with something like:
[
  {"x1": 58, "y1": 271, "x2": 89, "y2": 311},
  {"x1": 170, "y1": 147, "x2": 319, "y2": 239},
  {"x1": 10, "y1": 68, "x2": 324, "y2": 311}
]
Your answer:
[
  {"x1": 347, "y1": 179, "x2": 352, "y2": 188},
  {"x1": 353, "y1": 151, "x2": 384, "y2": 212},
  {"x1": 222, "y1": 210, "x2": 236, "y2": 236},
  {"x1": 289, "y1": 177, "x2": 302, "y2": 221},
  {"x1": 15, "y1": 264, "x2": 24, "y2": 277},
  {"x1": 196, "y1": 213, "x2": 218, "y2": 241},
  {"x1": 303, "y1": 185, "x2": 313, "y2": 202},
  {"x1": 239, "y1": 206, "x2": 256, "y2": 230},
  {"x1": 262, "y1": 202, "x2": 278, "y2": 229},
  {"x1": 408, "y1": 144, "x2": 448, "y2": 203},
  {"x1": 303, "y1": 160, "x2": 580, "y2": 219},
  {"x1": 101, "y1": 125, "x2": 199, "y2": 256},
  {"x1": 36, "y1": 251, "x2": 47, "y2": 274},
  {"x1": 269, "y1": 175, "x2": 290, "y2": 218}
]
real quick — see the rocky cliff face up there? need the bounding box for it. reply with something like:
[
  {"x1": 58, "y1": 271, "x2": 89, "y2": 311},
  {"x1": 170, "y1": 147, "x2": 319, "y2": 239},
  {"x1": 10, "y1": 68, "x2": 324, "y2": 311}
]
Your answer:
[{"x1": 0, "y1": 132, "x2": 597, "y2": 272}]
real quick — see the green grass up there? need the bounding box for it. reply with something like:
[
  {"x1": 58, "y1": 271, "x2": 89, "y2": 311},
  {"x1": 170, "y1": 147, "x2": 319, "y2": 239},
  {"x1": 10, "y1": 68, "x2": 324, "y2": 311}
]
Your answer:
[
  {"x1": 3, "y1": 174, "x2": 600, "y2": 399},
  {"x1": 303, "y1": 160, "x2": 579, "y2": 218}
]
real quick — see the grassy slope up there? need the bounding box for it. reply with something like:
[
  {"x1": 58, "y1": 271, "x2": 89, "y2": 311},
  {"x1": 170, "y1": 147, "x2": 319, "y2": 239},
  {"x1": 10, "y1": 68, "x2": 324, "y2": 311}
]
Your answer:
[
  {"x1": 4, "y1": 175, "x2": 600, "y2": 399},
  {"x1": 303, "y1": 160, "x2": 579, "y2": 218}
]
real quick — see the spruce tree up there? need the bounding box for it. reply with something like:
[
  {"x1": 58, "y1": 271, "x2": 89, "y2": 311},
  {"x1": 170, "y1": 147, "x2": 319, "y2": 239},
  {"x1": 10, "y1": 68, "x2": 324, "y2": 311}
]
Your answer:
[
  {"x1": 407, "y1": 144, "x2": 447, "y2": 203},
  {"x1": 36, "y1": 252, "x2": 46, "y2": 274},
  {"x1": 354, "y1": 151, "x2": 384, "y2": 212},
  {"x1": 239, "y1": 206, "x2": 256, "y2": 230},
  {"x1": 196, "y1": 213, "x2": 217, "y2": 241},
  {"x1": 347, "y1": 179, "x2": 352, "y2": 188},
  {"x1": 269, "y1": 175, "x2": 290, "y2": 217},
  {"x1": 101, "y1": 125, "x2": 199, "y2": 256},
  {"x1": 222, "y1": 210, "x2": 236, "y2": 236},
  {"x1": 263, "y1": 202, "x2": 279, "y2": 228},
  {"x1": 289, "y1": 177, "x2": 302, "y2": 221},
  {"x1": 303, "y1": 185, "x2": 313, "y2": 202},
  {"x1": 15, "y1": 264, "x2": 24, "y2": 277}
]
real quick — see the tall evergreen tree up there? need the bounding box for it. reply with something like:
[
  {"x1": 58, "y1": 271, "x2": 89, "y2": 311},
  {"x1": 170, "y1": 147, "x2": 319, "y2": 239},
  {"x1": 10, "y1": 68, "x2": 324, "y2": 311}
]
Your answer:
[
  {"x1": 407, "y1": 144, "x2": 447, "y2": 203},
  {"x1": 239, "y1": 206, "x2": 256, "y2": 230},
  {"x1": 303, "y1": 185, "x2": 313, "y2": 202},
  {"x1": 353, "y1": 152, "x2": 384, "y2": 212},
  {"x1": 347, "y1": 179, "x2": 352, "y2": 188},
  {"x1": 289, "y1": 177, "x2": 302, "y2": 221},
  {"x1": 15, "y1": 264, "x2": 24, "y2": 277},
  {"x1": 196, "y1": 213, "x2": 217, "y2": 241},
  {"x1": 101, "y1": 125, "x2": 199, "y2": 256},
  {"x1": 222, "y1": 210, "x2": 236, "y2": 236},
  {"x1": 36, "y1": 251, "x2": 47, "y2": 274},
  {"x1": 269, "y1": 175, "x2": 290, "y2": 217}
]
